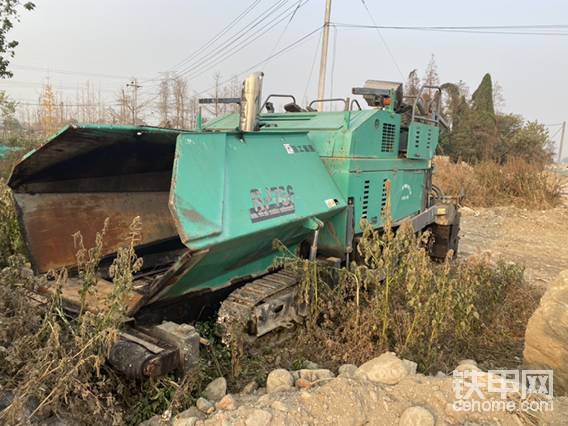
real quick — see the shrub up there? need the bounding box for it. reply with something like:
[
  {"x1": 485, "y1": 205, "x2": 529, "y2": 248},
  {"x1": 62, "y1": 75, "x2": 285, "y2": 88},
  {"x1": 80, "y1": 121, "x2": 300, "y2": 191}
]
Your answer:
[
  {"x1": 433, "y1": 156, "x2": 562, "y2": 208},
  {"x1": 279, "y1": 219, "x2": 538, "y2": 374},
  {"x1": 0, "y1": 179, "x2": 23, "y2": 267}
]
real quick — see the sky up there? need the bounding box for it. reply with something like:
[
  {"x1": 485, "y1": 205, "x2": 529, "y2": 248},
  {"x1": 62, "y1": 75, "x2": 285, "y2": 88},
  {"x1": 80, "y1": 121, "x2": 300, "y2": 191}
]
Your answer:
[{"x1": 1, "y1": 0, "x2": 567, "y2": 153}]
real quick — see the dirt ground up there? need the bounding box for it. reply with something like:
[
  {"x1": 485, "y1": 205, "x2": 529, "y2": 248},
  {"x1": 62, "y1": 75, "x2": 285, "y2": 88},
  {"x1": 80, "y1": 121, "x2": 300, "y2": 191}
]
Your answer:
[{"x1": 459, "y1": 180, "x2": 568, "y2": 288}]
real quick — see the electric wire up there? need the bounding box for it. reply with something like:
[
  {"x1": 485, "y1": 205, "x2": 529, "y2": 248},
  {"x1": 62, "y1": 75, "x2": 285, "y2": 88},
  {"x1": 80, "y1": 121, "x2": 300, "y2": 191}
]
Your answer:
[
  {"x1": 268, "y1": 0, "x2": 306, "y2": 56},
  {"x1": 359, "y1": 0, "x2": 404, "y2": 80},
  {"x1": 171, "y1": 0, "x2": 309, "y2": 83},
  {"x1": 166, "y1": 0, "x2": 264, "y2": 74},
  {"x1": 194, "y1": 26, "x2": 323, "y2": 98},
  {"x1": 141, "y1": 0, "x2": 287, "y2": 85},
  {"x1": 328, "y1": 25, "x2": 338, "y2": 102},
  {"x1": 332, "y1": 23, "x2": 568, "y2": 36},
  {"x1": 302, "y1": 29, "x2": 322, "y2": 102},
  {"x1": 157, "y1": 0, "x2": 292, "y2": 82}
]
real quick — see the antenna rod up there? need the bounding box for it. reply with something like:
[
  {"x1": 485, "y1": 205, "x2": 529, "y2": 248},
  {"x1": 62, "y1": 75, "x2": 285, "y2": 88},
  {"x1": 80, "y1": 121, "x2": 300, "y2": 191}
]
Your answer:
[{"x1": 317, "y1": 0, "x2": 332, "y2": 112}]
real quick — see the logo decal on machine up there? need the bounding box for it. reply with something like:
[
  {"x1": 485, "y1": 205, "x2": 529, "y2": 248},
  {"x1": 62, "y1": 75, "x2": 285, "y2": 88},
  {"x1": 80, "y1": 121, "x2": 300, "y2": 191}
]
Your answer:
[
  {"x1": 401, "y1": 184, "x2": 412, "y2": 201},
  {"x1": 249, "y1": 185, "x2": 295, "y2": 223},
  {"x1": 283, "y1": 144, "x2": 316, "y2": 154}
]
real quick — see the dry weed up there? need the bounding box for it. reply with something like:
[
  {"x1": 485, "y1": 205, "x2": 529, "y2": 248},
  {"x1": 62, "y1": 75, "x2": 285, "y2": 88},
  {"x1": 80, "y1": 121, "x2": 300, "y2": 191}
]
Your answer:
[
  {"x1": 277, "y1": 218, "x2": 538, "y2": 374},
  {"x1": 0, "y1": 179, "x2": 23, "y2": 267},
  {"x1": 0, "y1": 218, "x2": 144, "y2": 424},
  {"x1": 433, "y1": 157, "x2": 562, "y2": 208}
]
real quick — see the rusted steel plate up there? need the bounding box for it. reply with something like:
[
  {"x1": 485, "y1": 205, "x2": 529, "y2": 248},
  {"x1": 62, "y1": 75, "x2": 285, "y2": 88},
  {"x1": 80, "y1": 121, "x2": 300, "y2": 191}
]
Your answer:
[
  {"x1": 14, "y1": 191, "x2": 178, "y2": 273},
  {"x1": 37, "y1": 278, "x2": 145, "y2": 315}
]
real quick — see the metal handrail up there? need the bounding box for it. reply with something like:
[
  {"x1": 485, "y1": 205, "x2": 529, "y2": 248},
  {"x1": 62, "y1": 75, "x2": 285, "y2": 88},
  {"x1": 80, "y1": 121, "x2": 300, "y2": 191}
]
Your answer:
[
  {"x1": 260, "y1": 94, "x2": 297, "y2": 112},
  {"x1": 411, "y1": 85, "x2": 443, "y2": 126},
  {"x1": 308, "y1": 98, "x2": 349, "y2": 111}
]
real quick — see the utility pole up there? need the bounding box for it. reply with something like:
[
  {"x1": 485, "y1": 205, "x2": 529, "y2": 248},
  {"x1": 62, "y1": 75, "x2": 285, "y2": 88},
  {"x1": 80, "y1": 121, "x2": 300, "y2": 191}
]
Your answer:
[
  {"x1": 317, "y1": 0, "x2": 332, "y2": 112},
  {"x1": 126, "y1": 79, "x2": 142, "y2": 124},
  {"x1": 558, "y1": 121, "x2": 566, "y2": 163}
]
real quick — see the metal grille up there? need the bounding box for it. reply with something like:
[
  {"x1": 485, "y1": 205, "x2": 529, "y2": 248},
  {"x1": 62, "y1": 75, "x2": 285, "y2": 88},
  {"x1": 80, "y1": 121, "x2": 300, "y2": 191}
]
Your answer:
[
  {"x1": 361, "y1": 180, "x2": 370, "y2": 219},
  {"x1": 426, "y1": 128, "x2": 433, "y2": 151},
  {"x1": 380, "y1": 179, "x2": 389, "y2": 214},
  {"x1": 381, "y1": 123, "x2": 396, "y2": 152},
  {"x1": 414, "y1": 128, "x2": 422, "y2": 150}
]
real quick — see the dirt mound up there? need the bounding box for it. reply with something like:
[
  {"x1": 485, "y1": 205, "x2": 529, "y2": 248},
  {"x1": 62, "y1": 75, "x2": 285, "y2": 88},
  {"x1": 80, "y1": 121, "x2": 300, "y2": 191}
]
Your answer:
[{"x1": 142, "y1": 352, "x2": 567, "y2": 426}]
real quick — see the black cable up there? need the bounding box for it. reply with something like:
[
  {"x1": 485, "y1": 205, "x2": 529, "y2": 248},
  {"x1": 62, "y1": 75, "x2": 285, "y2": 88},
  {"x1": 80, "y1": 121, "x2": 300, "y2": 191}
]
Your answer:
[
  {"x1": 171, "y1": 0, "x2": 292, "y2": 79},
  {"x1": 168, "y1": 0, "x2": 264, "y2": 73},
  {"x1": 174, "y1": 0, "x2": 311, "y2": 83},
  {"x1": 194, "y1": 26, "x2": 323, "y2": 98},
  {"x1": 175, "y1": 0, "x2": 306, "y2": 81}
]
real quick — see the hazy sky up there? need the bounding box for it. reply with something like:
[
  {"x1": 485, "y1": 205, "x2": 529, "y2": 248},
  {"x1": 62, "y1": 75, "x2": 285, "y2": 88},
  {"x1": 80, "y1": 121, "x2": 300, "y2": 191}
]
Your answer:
[{"x1": 2, "y1": 0, "x2": 567, "y2": 152}]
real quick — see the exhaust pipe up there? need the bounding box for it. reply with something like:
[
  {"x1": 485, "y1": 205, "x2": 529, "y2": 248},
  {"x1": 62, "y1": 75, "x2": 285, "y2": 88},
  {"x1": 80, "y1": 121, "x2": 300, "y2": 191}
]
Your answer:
[{"x1": 239, "y1": 72, "x2": 264, "y2": 132}]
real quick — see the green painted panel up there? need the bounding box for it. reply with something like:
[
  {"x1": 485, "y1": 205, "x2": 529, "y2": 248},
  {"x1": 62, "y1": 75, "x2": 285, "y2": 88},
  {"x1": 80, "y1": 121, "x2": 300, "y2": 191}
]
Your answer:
[
  {"x1": 407, "y1": 122, "x2": 439, "y2": 160},
  {"x1": 171, "y1": 131, "x2": 346, "y2": 251}
]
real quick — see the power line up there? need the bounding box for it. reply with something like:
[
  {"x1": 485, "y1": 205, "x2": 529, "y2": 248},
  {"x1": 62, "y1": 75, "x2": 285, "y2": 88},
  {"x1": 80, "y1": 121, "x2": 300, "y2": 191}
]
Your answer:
[
  {"x1": 160, "y1": 0, "x2": 291, "y2": 82},
  {"x1": 2, "y1": 80, "x2": 118, "y2": 93},
  {"x1": 10, "y1": 64, "x2": 135, "y2": 80},
  {"x1": 142, "y1": 0, "x2": 265, "y2": 83},
  {"x1": 269, "y1": 0, "x2": 305, "y2": 55},
  {"x1": 173, "y1": 0, "x2": 307, "y2": 82},
  {"x1": 358, "y1": 0, "x2": 404, "y2": 80},
  {"x1": 329, "y1": 24, "x2": 338, "y2": 100},
  {"x1": 332, "y1": 22, "x2": 568, "y2": 36},
  {"x1": 194, "y1": 26, "x2": 323, "y2": 98},
  {"x1": 303, "y1": 29, "x2": 322, "y2": 101}
]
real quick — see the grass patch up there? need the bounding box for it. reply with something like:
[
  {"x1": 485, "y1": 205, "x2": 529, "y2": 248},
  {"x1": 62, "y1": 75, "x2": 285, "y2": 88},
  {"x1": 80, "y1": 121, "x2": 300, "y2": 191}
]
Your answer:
[{"x1": 433, "y1": 156, "x2": 563, "y2": 208}]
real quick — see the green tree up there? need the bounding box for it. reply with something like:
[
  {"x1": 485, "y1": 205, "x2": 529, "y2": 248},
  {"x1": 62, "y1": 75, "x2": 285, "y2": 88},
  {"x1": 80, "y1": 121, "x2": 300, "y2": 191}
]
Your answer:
[
  {"x1": 470, "y1": 73, "x2": 499, "y2": 161},
  {"x1": 0, "y1": 0, "x2": 35, "y2": 78},
  {"x1": 496, "y1": 114, "x2": 552, "y2": 164}
]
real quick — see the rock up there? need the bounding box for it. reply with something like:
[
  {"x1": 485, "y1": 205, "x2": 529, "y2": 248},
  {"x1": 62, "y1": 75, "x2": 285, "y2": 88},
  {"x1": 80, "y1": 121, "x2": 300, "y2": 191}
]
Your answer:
[
  {"x1": 245, "y1": 409, "x2": 272, "y2": 426},
  {"x1": 177, "y1": 406, "x2": 204, "y2": 420},
  {"x1": 196, "y1": 397, "x2": 215, "y2": 415},
  {"x1": 174, "y1": 408, "x2": 203, "y2": 426},
  {"x1": 458, "y1": 359, "x2": 478, "y2": 367},
  {"x1": 271, "y1": 400, "x2": 288, "y2": 412},
  {"x1": 215, "y1": 394, "x2": 237, "y2": 411},
  {"x1": 524, "y1": 270, "x2": 568, "y2": 395},
  {"x1": 297, "y1": 369, "x2": 335, "y2": 383},
  {"x1": 399, "y1": 406, "x2": 435, "y2": 426},
  {"x1": 338, "y1": 364, "x2": 358, "y2": 377},
  {"x1": 266, "y1": 368, "x2": 294, "y2": 393},
  {"x1": 355, "y1": 352, "x2": 416, "y2": 385},
  {"x1": 139, "y1": 415, "x2": 162, "y2": 426},
  {"x1": 295, "y1": 378, "x2": 313, "y2": 389},
  {"x1": 241, "y1": 381, "x2": 258, "y2": 395},
  {"x1": 204, "y1": 377, "x2": 227, "y2": 402},
  {"x1": 173, "y1": 417, "x2": 198, "y2": 426},
  {"x1": 453, "y1": 363, "x2": 481, "y2": 373},
  {"x1": 304, "y1": 360, "x2": 320, "y2": 369}
]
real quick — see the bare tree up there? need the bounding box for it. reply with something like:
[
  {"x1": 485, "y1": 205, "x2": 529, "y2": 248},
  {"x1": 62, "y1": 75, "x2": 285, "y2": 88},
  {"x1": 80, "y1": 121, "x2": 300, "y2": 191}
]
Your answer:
[
  {"x1": 172, "y1": 76, "x2": 188, "y2": 128},
  {"x1": 422, "y1": 54, "x2": 440, "y2": 108},
  {"x1": 158, "y1": 73, "x2": 171, "y2": 127}
]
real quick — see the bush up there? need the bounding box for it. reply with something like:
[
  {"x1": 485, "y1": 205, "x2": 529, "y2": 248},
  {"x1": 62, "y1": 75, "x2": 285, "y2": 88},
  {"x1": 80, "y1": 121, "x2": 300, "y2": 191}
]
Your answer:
[
  {"x1": 433, "y1": 156, "x2": 563, "y2": 208},
  {"x1": 0, "y1": 179, "x2": 23, "y2": 267},
  {"x1": 279, "y1": 219, "x2": 539, "y2": 374},
  {"x1": 0, "y1": 218, "x2": 223, "y2": 425}
]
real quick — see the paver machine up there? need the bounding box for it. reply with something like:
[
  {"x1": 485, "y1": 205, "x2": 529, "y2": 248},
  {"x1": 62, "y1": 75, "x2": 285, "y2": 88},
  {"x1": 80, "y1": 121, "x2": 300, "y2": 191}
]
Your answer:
[{"x1": 7, "y1": 72, "x2": 459, "y2": 377}]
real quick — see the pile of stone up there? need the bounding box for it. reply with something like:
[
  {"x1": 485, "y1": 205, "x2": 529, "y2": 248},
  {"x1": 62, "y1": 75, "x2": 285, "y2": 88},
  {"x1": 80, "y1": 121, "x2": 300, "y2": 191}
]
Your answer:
[{"x1": 141, "y1": 351, "x2": 558, "y2": 426}]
